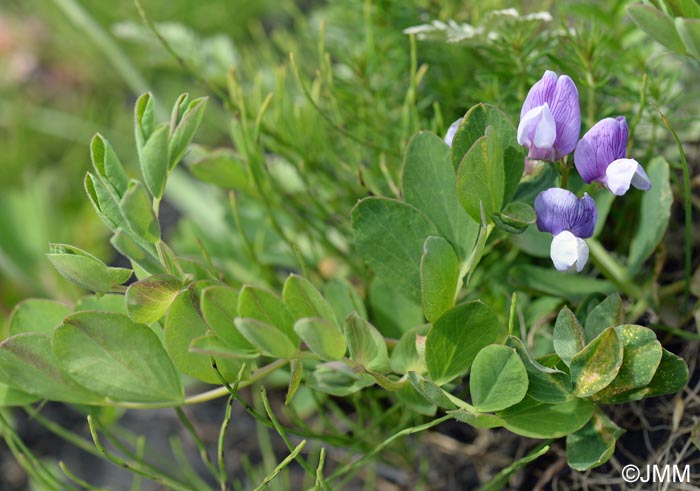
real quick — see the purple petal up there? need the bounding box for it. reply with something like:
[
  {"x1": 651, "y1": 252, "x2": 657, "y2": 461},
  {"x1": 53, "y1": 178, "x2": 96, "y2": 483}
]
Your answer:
[
  {"x1": 520, "y1": 71, "x2": 558, "y2": 119},
  {"x1": 534, "y1": 188, "x2": 597, "y2": 238},
  {"x1": 444, "y1": 118, "x2": 462, "y2": 147},
  {"x1": 574, "y1": 116, "x2": 628, "y2": 183},
  {"x1": 550, "y1": 75, "x2": 580, "y2": 159}
]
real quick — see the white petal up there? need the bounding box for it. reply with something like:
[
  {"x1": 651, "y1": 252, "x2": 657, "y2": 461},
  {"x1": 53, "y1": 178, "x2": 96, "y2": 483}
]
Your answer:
[
  {"x1": 603, "y1": 158, "x2": 644, "y2": 196},
  {"x1": 550, "y1": 231, "x2": 589, "y2": 272},
  {"x1": 517, "y1": 108, "x2": 537, "y2": 145},
  {"x1": 534, "y1": 103, "x2": 556, "y2": 149},
  {"x1": 443, "y1": 118, "x2": 462, "y2": 147},
  {"x1": 517, "y1": 103, "x2": 556, "y2": 149},
  {"x1": 631, "y1": 163, "x2": 652, "y2": 191}
]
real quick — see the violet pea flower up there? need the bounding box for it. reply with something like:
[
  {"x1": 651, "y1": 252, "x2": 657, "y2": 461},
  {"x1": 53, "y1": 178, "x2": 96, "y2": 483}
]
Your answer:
[
  {"x1": 517, "y1": 70, "x2": 581, "y2": 162},
  {"x1": 574, "y1": 116, "x2": 651, "y2": 196},
  {"x1": 534, "y1": 188, "x2": 597, "y2": 272}
]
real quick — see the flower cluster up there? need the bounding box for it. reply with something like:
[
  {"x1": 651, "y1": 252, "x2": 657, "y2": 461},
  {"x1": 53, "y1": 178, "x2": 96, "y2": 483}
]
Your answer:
[
  {"x1": 443, "y1": 71, "x2": 650, "y2": 272},
  {"x1": 508, "y1": 70, "x2": 651, "y2": 272},
  {"x1": 517, "y1": 71, "x2": 650, "y2": 272}
]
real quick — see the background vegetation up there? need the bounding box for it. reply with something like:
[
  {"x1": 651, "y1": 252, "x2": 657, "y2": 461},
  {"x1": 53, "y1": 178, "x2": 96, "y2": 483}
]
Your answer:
[{"x1": 0, "y1": 0, "x2": 698, "y2": 489}]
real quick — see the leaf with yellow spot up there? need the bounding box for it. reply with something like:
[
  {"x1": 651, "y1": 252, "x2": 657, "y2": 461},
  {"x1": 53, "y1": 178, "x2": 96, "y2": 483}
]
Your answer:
[
  {"x1": 570, "y1": 327, "x2": 623, "y2": 398},
  {"x1": 594, "y1": 325, "x2": 662, "y2": 401}
]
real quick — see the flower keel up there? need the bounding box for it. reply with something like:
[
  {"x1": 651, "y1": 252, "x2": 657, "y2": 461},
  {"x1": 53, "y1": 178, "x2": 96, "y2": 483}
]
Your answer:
[{"x1": 534, "y1": 188, "x2": 596, "y2": 272}]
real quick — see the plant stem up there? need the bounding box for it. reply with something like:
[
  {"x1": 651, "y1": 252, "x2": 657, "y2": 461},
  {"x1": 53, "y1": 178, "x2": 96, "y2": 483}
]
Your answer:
[
  {"x1": 175, "y1": 407, "x2": 221, "y2": 482},
  {"x1": 217, "y1": 396, "x2": 233, "y2": 491},
  {"x1": 558, "y1": 155, "x2": 572, "y2": 190},
  {"x1": 325, "y1": 415, "x2": 451, "y2": 484},
  {"x1": 87, "y1": 416, "x2": 192, "y2": 491},
  {"x1": 111, "y1": 358, "x2": 288, "y2": 409},
  {"x1": 288, "y1": 53, "x2": 400, "y2": 157},
  {"x1": 59, "y1": 462, "x2": 108, "y2": 491},
  {"x1": 627, "y1": 73, "x2": 647, "y2": 151},
  {"x1": 52, "y1": 0, "x2": 149, "y2": 95},
  {"x1": 587, "y1": 238, "x2": 644, "y2": 301},
  {"x1": 23, "y1": 407, "x2": 102, "y2": 458},
  {"x1": 0, "y1": 410, "x2": 67, "y2": 490},
  {"x1": 252, "y1": 440, "x2": 307, "y2": 491},
  {"x1": 656, "y1": 107, "x2": 693, "y2": 309},
  {"x1": 463, "y1": 223, "x2": 495, "y2": 287},
  {"x1": 260, "y1": 387, "x2": 330, "y2": 490}
]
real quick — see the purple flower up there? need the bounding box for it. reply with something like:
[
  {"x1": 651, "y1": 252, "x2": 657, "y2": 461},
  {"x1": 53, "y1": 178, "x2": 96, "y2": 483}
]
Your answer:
[
  {"x1": 574, "y1": 116, "x2": 651, "y2": 196},
  {"x1": 517, "y1": 71, "x2": 580, "y2": 162},
  {"x1": 535, "y1": 188, "x2": 597, "y2": 272},
  {"x1": 444, "y1": 118, "x2": 462, "y2": 147}
]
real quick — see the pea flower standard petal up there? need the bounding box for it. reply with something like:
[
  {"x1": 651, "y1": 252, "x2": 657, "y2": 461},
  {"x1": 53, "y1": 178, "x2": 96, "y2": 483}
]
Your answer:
[
  {"x1": 534, "y1": 188, "x2": 597, "y2": 272},
  {"x1": 517, "y1": 70, "x2": 581, "y2": 162},
  {"x1": 573, "y1": 116, "x2": 651, "y2": 196}
]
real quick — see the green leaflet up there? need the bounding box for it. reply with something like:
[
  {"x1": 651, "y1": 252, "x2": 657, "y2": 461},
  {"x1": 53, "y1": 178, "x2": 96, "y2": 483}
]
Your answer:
[
  {"x1": 126, "y1": 274, "x2": 183, "y2": 324},
  {"x1": 9, "y1": 299, "x2": 71, "y2": 336},
  {"x1": 570, "y1": 327, "x2": 623, "y2": 398},
  {"x1": 402, "y1": 131, "x2": 478, "y2": 259},
  {"x1": 0, "y1": 333, "x2": 104, "y2": 405},
  {"x1": 420, "y1": 236, "x2": 460, "y2": 324},
  {"x1": 470, "y1": 344, "x2": 528, "y2": 412},
  {"x1": 425, "y1": 301, "x2": 500, "y2": 385},
  {"x1": 352, "y1": 197, "x2": 438, "y2": 303},
  {"x1": 343, "y1": 313, "x2": 390, "y2": 373},
  {"x1": 54, "y1": 312, "x2": 183, "y2": 403},
  {"x1": 294, "y1": 318, "x2": 346, "y2": 361},
  {"x1": 566, "y1": 410, "x2": 624, "y2": 471}
]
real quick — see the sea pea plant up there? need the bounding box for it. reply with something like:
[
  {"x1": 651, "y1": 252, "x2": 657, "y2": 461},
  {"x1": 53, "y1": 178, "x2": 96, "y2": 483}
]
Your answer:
[{"x1": 0, "y1": 68, "x2": 689, "y2": 488}]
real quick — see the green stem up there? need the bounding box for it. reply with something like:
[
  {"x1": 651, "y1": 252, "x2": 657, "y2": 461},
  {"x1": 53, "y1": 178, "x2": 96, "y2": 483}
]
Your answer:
[
  {"x1": 217, "y1": 396, "x2": 233, "y2": 491},
  {"x1": 23, "y1": 407, "x2": 102, "y2": 458},
  {"x1": 651, "y1": 320, "x2": 700, "y2": 340},
  {"x1": 175, "y1": 407, "x2": 221, "y2": 482},
  {"x1": 59, "y1": 462, "x2": 108, "y2": 491},
  {"x1": 627, "y1": 73, "x2": 647, "y2": 152},
  {"x1": 656, "y1": 107, "x2": 693, "y2": 309},
  {"x1": 366, "y1": 371, "x2": 407, "y2": 391},
  {"x1": 559, "y1": 158, "x2": 570, "y2": 190},
  {"x1": 587, "y1": 238, "x2": 644, "y2": 301},
  {"x1": 52, "y1": 0, "x2": 149, "y2": 95},
  {"x1": 463, "y1": 223, "x2": 495, "y2": 287},
  {"x1": 133, "y1": 437, "x2": 146, "y2": 491},
  {"x1": 659, "y1": 279, "x2": 686, "y2": 297},
  {"x1": 87, "y1": 416, "x2": 192, "y2": 491},
  {"x1": 315, "y1": 448, "x2": 328, "y2": 490},
  {"x1": 325, "y1": 415, "x2": 451, "y2": 484},
  {"x1": 112, "y1": 358, "x2": 288, "y2": 409},
  {"x1": 252, "y1": 440, "x2": 307, "y2": 491},
  {"x1": 288, "y1": 53, "x2": 400, "y2": 157},
  {"x1": 586, "y1": 72, "x2": 596, "y2": 129},
  {"x1": 260, "y1": 387, "x2": 330, "y2": 490},
  {"x1": 0, "y1": 410, "x2": 67, "y2": 490}
]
